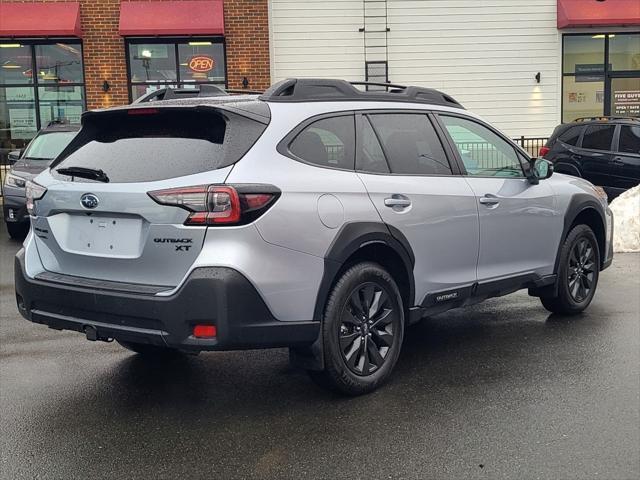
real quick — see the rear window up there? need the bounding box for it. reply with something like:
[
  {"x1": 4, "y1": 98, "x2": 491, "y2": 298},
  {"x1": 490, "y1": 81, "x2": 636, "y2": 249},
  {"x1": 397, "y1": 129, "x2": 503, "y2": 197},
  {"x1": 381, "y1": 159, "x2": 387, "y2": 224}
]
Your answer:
[
  {"x1": 288, "y1": 115, "x2": 355, "y2": 170},
  {"x1": 557, "y1": 125, "x2": 583, "y2": 146},
  {"x1": 52, "y1": 108, "x2": 267, "y2": 183}
]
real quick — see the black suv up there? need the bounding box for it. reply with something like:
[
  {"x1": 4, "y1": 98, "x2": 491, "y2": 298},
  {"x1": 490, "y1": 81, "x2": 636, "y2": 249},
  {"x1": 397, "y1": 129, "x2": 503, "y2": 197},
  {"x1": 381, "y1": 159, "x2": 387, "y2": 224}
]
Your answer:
[{"x1": 541, "y1": 117, "x2": 640, "y2": 200}]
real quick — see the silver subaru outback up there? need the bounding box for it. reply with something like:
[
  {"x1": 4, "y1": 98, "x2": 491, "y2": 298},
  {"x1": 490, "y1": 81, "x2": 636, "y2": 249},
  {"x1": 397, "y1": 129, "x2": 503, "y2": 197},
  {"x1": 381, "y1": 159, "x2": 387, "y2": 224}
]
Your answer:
[{"x1": 15, "y1": 79, "x2": 613, "y2": 395}]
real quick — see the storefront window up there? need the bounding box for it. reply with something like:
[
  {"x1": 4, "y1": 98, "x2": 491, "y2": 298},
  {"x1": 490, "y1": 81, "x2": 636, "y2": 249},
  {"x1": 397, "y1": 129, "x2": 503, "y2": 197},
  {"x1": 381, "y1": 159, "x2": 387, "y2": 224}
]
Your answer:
[
  {"x1": 563, "y1": 35, "x2": 605, "y2": 75},
  {"x1": 609, "y1": 34, "x2": 640, "y2": 71},
  {"x1": 562, "y1": 33, "x2": 640, "y2": 123},
  {"x1": 0, "y1": 41, "x2": 85, "y2": 162},
  {"x1": 126, "y1": 39, "x2": 225, "y2": 101},
  {"x1": 562, "y1": 76, "x2": 605, "y2": 122},
  {"x1": 0, "y1": 44, "x2": 32, "y2": 85},
  {"x1": 34, "y1": 43, "x2": 84, "y2": 84},
  {"x1": 178, "y1": 43, "x2": 225, "y2": 84}
]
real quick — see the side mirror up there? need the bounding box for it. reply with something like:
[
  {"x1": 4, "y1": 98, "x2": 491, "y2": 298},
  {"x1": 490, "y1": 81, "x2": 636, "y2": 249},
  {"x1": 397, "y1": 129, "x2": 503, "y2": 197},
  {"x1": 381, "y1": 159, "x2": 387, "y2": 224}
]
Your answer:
[
  {"x1": 528, "y1": 157, "x2": 553, "y2": 184},
  {"x1": 7, "y1": 150, "x2": 21, "y2": 165}
]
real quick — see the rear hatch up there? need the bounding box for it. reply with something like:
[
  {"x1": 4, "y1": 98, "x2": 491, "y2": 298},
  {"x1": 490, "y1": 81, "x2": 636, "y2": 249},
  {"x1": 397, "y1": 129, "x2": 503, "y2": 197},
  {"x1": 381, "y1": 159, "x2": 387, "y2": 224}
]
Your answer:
[{"x1": 30, "y1": 104, "x2": 268, "y2": 288}]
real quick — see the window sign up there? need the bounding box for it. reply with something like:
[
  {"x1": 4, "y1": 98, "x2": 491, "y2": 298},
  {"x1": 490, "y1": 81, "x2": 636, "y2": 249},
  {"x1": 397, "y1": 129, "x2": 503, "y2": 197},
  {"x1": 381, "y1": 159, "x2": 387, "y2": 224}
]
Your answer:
[{"x1": 613, "y1": 90, "x2": 640, "y2": 116}]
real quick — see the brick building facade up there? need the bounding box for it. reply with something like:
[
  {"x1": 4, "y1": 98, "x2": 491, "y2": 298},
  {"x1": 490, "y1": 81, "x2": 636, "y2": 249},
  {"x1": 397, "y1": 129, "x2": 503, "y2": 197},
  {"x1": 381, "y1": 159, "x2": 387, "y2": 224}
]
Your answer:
[{"x1": 0, "y1": 0, "x2": 270, "y2": 155}]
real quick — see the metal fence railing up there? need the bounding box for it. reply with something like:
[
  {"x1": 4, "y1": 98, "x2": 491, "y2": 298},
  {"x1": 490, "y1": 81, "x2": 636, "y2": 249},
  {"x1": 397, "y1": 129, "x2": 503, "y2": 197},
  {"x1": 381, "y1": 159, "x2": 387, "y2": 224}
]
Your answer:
[{"x1": 512, "y1": 136, "x2": 548, "y2": 157}]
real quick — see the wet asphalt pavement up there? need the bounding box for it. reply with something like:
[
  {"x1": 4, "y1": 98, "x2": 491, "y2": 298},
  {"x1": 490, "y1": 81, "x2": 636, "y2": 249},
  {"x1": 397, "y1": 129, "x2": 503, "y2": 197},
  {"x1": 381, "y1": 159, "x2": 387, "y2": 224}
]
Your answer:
[{"x1": 1, "y1": 223, "x2": 639, "y2": 480}]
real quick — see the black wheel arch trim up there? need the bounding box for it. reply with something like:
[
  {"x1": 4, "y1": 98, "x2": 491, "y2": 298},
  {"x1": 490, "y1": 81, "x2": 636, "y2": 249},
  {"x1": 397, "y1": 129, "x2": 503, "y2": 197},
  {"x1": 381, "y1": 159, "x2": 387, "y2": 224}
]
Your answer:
[
  {"x1": 553, "y1": 193, "x2": 607, "y2": 274},
  {"x1": 313, "y1": 222, "x2": 415, "y2": 322}
]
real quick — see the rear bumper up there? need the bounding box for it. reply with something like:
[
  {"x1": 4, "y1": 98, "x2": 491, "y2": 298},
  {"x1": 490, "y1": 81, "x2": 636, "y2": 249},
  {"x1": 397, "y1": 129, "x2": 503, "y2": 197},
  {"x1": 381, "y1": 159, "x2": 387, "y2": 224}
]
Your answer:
[{"x1": 14, "y1": 249, "x2": 319, "y2": 352}]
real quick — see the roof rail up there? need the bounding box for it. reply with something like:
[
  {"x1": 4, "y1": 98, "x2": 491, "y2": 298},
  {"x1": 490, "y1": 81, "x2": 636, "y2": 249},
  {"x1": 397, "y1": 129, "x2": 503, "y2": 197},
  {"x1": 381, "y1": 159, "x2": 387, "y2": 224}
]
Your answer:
[
  {"x1": 162, "y1": 84, "x2": 227, "y2": 100},
  {"x1": 574, "y1": 116, "x2": 639, "y2": 122},
  {"x1": 46, "y1": 118, "x2": 70, "y2": 127},
  {"x1": 133, "y1": 85, "x2": 265, "y2": 104},
  {"x1": 259, "y1": 78, "x2": 464, "y2": 109}
]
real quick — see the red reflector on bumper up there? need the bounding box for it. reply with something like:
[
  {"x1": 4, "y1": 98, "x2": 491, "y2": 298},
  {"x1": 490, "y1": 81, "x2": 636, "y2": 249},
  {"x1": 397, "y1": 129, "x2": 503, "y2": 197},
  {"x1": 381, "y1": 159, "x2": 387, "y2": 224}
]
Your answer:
[{"x1": 193, "y1": 325, "x2": 217, "y2": 338}]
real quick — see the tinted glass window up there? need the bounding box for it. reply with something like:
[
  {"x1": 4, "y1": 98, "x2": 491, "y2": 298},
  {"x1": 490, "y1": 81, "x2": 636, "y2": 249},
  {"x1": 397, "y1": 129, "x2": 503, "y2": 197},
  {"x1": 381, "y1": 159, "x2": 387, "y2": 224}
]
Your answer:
[
  {"x1": 619, "y1": 126, "x2": 640, "y2": 155},
  {"x1": 440, "y1": 115, "x2": 523, "y2": 177},
  {"x1": 558, "y1": 126, "x2": 583, "y2": 146},
  {"x1": 582, "y1": 125, "x2": 615, "y2": 151},
  {"x1": 289, "y1": 116, "x2": 355, "y2": 169},
  {"x1": 368, "y1": 114, "x2": 451, "y2": 175},
  {"x1": 54, "y1": 109, "x2": 266, "y2": 183},
  {"x1": 357, "y1": 116, "x2": 389, "y2": 173}
]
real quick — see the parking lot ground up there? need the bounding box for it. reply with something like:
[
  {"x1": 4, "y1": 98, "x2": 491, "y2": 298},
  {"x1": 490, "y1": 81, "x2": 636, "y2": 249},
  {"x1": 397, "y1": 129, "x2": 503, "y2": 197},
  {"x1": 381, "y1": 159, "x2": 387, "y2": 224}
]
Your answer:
[{"x1": 1, "y1": 223, "x2": 639, "y2": 480}]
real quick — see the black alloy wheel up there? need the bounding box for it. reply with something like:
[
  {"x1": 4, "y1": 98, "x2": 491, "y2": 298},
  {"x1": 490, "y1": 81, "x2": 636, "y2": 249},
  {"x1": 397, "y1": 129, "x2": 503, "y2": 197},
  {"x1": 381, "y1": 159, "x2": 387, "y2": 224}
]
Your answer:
[
  {"x1": 339, "y1": 282, "x2": 398, "y2": 376},
  {"x1": 567, "y1": 237, "x2": 597, "y2": 303}
]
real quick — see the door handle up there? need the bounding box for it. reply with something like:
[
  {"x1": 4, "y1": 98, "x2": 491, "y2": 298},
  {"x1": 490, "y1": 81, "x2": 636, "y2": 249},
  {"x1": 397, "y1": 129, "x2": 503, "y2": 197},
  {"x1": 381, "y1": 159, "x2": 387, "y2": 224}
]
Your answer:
[
  {"x1": 479, "y1": 194, "x2": 500, "y2": 206},
  {"x1": 384, "y1": 195, "x2": 411, "y2": 208},
  {"x1": 610, "y1": 157, "x2": 625, "y2": 166}
]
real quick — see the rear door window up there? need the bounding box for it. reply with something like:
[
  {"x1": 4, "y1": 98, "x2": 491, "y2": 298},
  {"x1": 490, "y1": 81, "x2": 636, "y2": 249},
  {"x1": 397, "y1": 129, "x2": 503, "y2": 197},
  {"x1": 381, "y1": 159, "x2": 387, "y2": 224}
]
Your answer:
[
  {"x1": 618, "y1": 125, "x2": 640, "y2": 155},
  {"x1": 289, "y1": 115, "x2": 355, "y2": 170},
  {"x1": 357, "y1": 116, "x2": 389, "y2": 173},
  {"x1": 52, "y1": 108, "x2": 267, "y2": 183},
  {"x1": 367, "y1": 113, "x2": 452, "y2": 175},
  {"x1": 558, "y1": 126, "x2": 583, "y2": 146},
  {"x1": 581, "y1": 125, "x2": 615, "y2": 151}
]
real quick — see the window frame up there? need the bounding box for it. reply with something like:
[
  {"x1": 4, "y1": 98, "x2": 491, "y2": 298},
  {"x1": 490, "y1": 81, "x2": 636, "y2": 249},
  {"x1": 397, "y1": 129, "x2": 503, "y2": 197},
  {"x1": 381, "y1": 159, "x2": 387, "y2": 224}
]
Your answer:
[
  {"x1": 0, "y1": 38, "x2": 86, "y2": 136},
  {"x1": 277, "y1": 110, "x2": 357, "y2": 171},
  {"x1": 125, "y1": 36, "x2": 227, "y2": 103},
  {"x1": 354, "y1": 109, "x2": 459, "y2": 177},
  {"x1": 433, "y1": 112, "x2": 529, "y2": 179}
]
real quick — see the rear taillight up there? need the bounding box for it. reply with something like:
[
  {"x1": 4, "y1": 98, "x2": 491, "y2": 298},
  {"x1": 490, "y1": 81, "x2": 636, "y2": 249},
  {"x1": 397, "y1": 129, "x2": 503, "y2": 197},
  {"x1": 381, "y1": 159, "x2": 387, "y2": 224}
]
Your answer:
[
  {"x1": 539, "y1": 146, "x2": 550, "y2": 158},
  {"x1": 25, "y1": 180, "x2": 47, "y2": 215},
  {"x1": 148, "y1": 184, "x2": 279, "y2": 226}
]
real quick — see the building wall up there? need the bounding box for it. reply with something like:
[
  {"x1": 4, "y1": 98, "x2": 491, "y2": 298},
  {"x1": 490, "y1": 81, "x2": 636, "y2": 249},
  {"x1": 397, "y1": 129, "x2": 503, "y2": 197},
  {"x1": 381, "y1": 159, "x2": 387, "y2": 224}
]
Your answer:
[
  {"x1": 4, "y1": 0, "x2": 271, "y2": 109},
  {"x1": 269, "y1": 0, "x2": 562, "y2": 138}
]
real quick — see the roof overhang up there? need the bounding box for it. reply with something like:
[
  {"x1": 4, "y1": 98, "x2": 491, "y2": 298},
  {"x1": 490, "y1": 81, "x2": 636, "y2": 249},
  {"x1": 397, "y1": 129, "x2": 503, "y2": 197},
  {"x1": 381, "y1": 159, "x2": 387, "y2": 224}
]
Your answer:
[
  {"x1": 558, "y1": 0, "x2": 640, "y2": 29},
  {"x1": 119, "y1": 1, "x2": 224, "y2": 36},
  {"x1": 0, "y1": 2, "x2": 82, "y2": 38}
]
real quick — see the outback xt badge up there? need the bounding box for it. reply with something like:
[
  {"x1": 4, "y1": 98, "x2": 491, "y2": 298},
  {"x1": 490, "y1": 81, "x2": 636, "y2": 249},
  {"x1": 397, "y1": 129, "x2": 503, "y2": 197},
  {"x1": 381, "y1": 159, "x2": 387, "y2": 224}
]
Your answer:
[{"x1": 154, "y1": 237, "x2": 193, "y2": 251}]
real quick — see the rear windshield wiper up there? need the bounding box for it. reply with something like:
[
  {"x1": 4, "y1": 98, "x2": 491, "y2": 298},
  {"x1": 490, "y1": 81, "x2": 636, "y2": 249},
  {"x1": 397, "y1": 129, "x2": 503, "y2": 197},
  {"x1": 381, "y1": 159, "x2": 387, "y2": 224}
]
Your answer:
[{"x1": 56, "y1": 166, "x2": 110, "y2": 183}]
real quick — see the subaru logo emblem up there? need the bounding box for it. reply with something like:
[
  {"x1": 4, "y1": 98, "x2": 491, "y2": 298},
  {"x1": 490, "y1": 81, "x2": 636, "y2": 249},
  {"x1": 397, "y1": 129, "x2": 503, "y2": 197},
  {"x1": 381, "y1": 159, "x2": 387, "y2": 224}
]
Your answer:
[{"x1": 80, "y1": 193, "x2": 99, "y2": 209}]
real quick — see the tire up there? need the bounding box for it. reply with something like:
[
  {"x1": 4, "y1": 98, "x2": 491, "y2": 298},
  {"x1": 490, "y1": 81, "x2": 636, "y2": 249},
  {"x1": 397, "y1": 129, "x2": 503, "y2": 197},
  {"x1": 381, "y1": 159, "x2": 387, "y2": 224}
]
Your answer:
[
  {"x1": 117, "y1": 340, "x2": 181, "y2": 356},
  {"x1": 309, "y1": 262, "x2": 405, "y2": 395},
  {"x1": 6, "y1": 222, "x2": 28, "y2": 240},
  {"x1": 541, "y1": 224, "x2": 600, "y2": 315}
]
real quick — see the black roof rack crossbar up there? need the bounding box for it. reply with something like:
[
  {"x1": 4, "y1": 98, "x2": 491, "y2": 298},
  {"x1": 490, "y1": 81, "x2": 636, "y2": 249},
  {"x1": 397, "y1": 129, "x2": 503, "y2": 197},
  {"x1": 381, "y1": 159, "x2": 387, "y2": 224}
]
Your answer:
[
  {"x1": 258, "y1": 78, "x2": 464, "y2": 109},
  {"x1": 162, "y1": 84, "x2": 228, "y2": 100},
  {"x1": 574, "y1": 116, "x2": 639, "y2": 122}
]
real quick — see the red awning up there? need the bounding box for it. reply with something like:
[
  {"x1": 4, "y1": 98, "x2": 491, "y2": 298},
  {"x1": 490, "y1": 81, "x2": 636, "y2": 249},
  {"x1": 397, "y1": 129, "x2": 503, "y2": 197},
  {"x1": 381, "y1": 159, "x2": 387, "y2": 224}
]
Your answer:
[
  {"x1": 558, "y1": 0, "x2": 640, "y2": 29},
  {"x1": 0, "y1": 2, "x2": 82, "y2": 37},
  {"x1": 119, "y1": 0, "x2": 224, "y2": 36}
]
